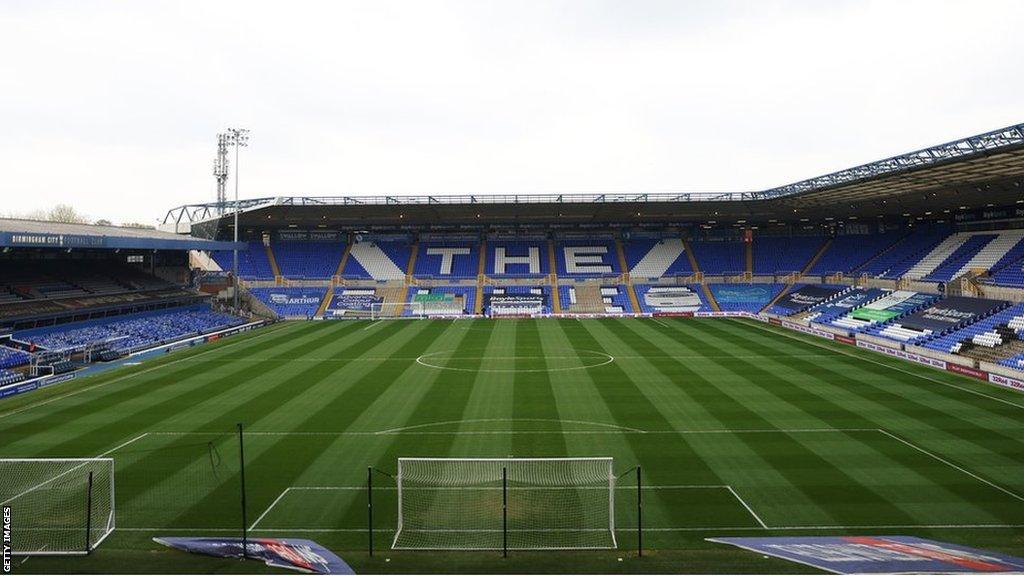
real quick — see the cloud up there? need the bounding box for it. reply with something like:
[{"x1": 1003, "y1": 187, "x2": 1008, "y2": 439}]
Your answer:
[{"x1": 1, "y1": 0, "x2": 1022, "y2": 223}]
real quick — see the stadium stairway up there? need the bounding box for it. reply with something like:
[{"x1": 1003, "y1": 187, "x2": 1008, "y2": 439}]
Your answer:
[
  {"x1": 760, "y1": 284, "x2": 793, "y2": 314},
  {"x1": 565, "y1": 284, "x2": 606, "y2": 313},
  {"x1": 745, "y1": 240, "x2": 753, "y2": 274},
  {"x1": 406, "y1": 241, "x2": 420, "y2": 279},
  {"x1": 265, "y1": 244, "x2": 282, "y2": 280},
  {"x1": 680, "y1": 238, "x2": 721, "y2": 311},
  {"x1": 334, "y1": 242, "x2": 352, "y2": 281},
  {"x1": 377, "y1": 285, "x2": 411, "y2": 316},
  {"x1": 315, "y1": 286, "x2": 335, "y2": 317},
  {"x1": 801, "y1": 238, "x2": 833, "y2": 276},
  {"x1": 548, "y1": 240, "x2": 562, "y2": 313},
  {"x1": 849, "y1": 231, "x2": 911, "y2": 275},
  {"x1": 614, "y1": 235, "x2": 644, "y2": 313}
]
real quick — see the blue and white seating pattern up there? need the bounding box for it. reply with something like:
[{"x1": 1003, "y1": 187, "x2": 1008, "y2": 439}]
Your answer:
[
  {"x1": 249, "y1": 288, "x2": 327, "y2": 318},
  {"x1": 343, "y1": 241, "x2": 411, "y2": 280},
  {"x1": 807, "y1": 288, "x2": 887, "y2": 324},
  {"x1": 632, "y1": 284, "x2": 711, "y2": 314},
  {"x1": 414, "y1": 243, "x2": 479, "y2": 278},
  {"x1": 0, "y1": 368, "x2": 25, "y2": 387},
  {"x1": 17, "y1": 307, "x2": 244, "y2": 354},
  {"x1": 923, "y1": 303, "x2": 1024, "y2": 353},
  {"x1": 0, "y1": 346, "x2": 31, "y2": 368},
  {"x1": 486, "y1": 242, "x2": 549, "y2": 277},
  {"x1": 809, "y1": 233, "x2": 904, "y2": 275},
  {"x1": 555, "y1": 241, "x2": 621, "y2": 278}
]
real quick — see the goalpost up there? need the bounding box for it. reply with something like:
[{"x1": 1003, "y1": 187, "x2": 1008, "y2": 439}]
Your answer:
[
  {"x1": 392, "y1": 457, "x2": 616, "y2": 551},
  {"x1": 370, "y1": 301, "x2": 428, "y2": 320},
  {"x1": 0, "y1": 458, "x2": 115, "y2": 555}
]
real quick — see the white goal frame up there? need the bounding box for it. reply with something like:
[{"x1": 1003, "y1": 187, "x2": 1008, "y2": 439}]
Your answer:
[
  {"x1": 370, "y1": 301, "x2": 428, "y2": 320},
  {"x1": 0, "y1": 458, "x2": 116, "y2": 556},
  {"x1": 392, "y1": 457, "x2": 616, "y2": 551}
]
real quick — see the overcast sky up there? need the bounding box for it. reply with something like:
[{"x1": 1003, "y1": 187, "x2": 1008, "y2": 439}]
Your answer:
[{"x1": 2, "y1": 1, "x2": 1023, "y2": 225}]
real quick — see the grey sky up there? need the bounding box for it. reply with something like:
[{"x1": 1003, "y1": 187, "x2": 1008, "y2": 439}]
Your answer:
[{"x1": 2, "y1": 0, "x2": 1022, "y2": 224}]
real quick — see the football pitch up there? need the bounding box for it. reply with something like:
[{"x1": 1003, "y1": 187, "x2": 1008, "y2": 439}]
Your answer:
[{"x1": 3, "y1": 317, "x2": 1024, "y2": 574}]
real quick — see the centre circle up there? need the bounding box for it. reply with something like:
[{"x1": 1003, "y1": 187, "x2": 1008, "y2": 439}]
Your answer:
[{"x1": 415, "y1": 350, "x2": 614, "y2": 373}]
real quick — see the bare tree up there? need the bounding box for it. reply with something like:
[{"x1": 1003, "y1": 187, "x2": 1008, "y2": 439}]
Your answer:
[
  {"x1": 47, "y1": 204, "x2": 89, "y2": 224},
  {"x1": 94, "y1": 219, "x2": 113, "y2": 227}
]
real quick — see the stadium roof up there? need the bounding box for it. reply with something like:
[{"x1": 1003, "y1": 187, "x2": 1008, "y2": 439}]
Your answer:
[
  {"x1": 163, "y1": 122, "x2": 1024, "y2": 230},
  {"x1": 0, "y1": 218, "x2": 244, "y2": 251}
]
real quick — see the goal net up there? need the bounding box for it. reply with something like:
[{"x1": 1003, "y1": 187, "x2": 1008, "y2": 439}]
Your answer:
[
  {"x1": 370, "y1": 301, "x2": 428, "y2": 320},
  {"x1": 392, "y1": 457, "x2": 615, "y2": 551},
  {"x1": 371, "y1": 300, "x2": 467, "y2": 319},
  {"x1": 0, "y1": 458, "x2": 115, "y2": 555}
]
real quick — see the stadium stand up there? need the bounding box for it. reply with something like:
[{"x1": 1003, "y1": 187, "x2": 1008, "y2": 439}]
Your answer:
[
  {"x1": 625, "y1": 239, "x2": 693, "y2": 278},
  {"x1": 211, "y1": 241, "x2": 274, "y2": 280},
  {"x1": 484, "y1": 286, "x2": 551, "y2": 316},
  {"x1": 0, "y1": 346, "x2": 31, "y2": 368},
  {"x1": 343, "y1": 241, "x2": 411, "y2": 280},
  {"x1": 806, "y1": 287, "x2": 888, "y2": 324},
  {"x1": 764, "y1": 284, "x2": 848, "y2": 316},
  {"x1": 855, "y1": 229, "x2": 950, "y2": 278},
  {"x1": 828, "y1": 290, "x2": 938, "y2": 331},
  {"x1": 865, "y1": 296, "x2": 1008, "y2": 344},
  {"x1": 486, "y1": 241, "x2": 550, "y2": 277},
  {"x1": 632, "y1": 284, "x2": 711, "y2": 314},
  {"x1": 406, "y1": 286, "x2": 476, "y2": 316},
  {"x1": 922, "y1": 234, "x2": 999, "y2": 281},
  {"x1": 14, "y1": 306, "x2": 245, "y2": 355},
  {"x1": 274, "y1": 241, "x2": 346, "y2": 279},
  {"x1": 414, "y1": 242, "x2": 480, "y2": 279},
  {"x1": 752, "y1": 237, "x2": 824, "y2": 275},
  {"x1": 248, "y1": 287, "x2": 327, "y2": 318},
  {"x1": 689, "y1": 241, "x2": 746, "y2": 275},
  {"x1": 708, "y1": 283, "x2": 784, "y2": 313},
  {"x1": 808, "y1": 232, "x2": 904, "y2": 275},
  {"x1": 0, "y1": 368, "x2": 25, "y2": 386},
  {"x1": 923, "y1": 302, "x2": 1024, "y2": 353},
  {"x1": 555, "y1": 240, "x2": 621, "y2": 278}
]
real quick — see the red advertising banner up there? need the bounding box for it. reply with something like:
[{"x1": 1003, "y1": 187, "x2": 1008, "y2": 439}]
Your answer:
[
  {"x1": 946, "y1": 363, "x2": 989, "y2": 381},
  {"x1": 834, "y1": 335, "x2": 856, "y2": 345},
  {"x1": 653, "y1": 312, "x2": 694, "y2": 318}
]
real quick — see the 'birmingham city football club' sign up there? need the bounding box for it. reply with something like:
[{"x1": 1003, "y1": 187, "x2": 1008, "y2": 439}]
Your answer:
[
  {"x1": 154, "y1": 537, "x2": 354, "y2": 574},
  {"x1": 709, "y1": 536, "x2": 1024, "y2": 574}
]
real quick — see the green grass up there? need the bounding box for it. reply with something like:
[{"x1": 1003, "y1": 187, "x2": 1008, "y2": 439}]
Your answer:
[{"x1": 3, "y1": 317, "x2": 1024, "y2": 574}]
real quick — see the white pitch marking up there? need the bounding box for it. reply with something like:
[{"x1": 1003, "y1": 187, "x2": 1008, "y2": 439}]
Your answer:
[
  {"x1": 249, "y1": 487, "x2": 293, "y2": 530},
  {"x1": 415, "y1": 349, "x2": 614, "y2": 373},
  {"x1": 733, "y1": 318, "x2": 1024, "y2": 410},
  {"x1": 725, "y1": 485, "x2": 768, "y2": 529},
  {"x1": 374, "y1": 417, "x2": 645, "y2": 435},
  {"x1": 876, "y1": 428, "x2": 1024, "y2": 503},
  {"x1": 0, "y1": 432, "x2": 149, "y2": 507},
  {"x1": 145, "y1": 427, "x2": 876, "y2": 437}
]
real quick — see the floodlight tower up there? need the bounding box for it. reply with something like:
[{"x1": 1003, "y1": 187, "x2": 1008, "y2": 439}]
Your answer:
[
  {"x1": 213, "y1": 134, "x2": 230, "y2": 215},
  {"x1": 222, "y1": 128, "x2": 249, "y2": 312}
]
